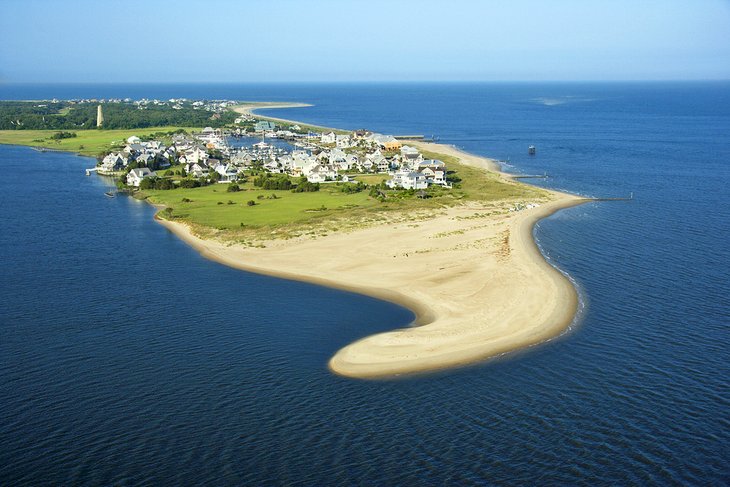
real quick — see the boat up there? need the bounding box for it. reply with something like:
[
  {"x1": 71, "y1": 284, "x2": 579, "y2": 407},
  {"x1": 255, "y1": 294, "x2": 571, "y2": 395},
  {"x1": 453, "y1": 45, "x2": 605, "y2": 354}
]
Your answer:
[
  {"x1": 528, "y1": 145, "x2": 536, "y2": 155},
  {"x1": 104, "y1": 191, "x2": 115, "y2": 198}
]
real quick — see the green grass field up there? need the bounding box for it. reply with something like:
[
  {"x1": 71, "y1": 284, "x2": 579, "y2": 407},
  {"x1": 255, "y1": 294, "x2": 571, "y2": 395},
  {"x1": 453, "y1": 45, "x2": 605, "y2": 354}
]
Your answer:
[{"x1": 0, "y1": 127, "x2": 195, "y2": 156}]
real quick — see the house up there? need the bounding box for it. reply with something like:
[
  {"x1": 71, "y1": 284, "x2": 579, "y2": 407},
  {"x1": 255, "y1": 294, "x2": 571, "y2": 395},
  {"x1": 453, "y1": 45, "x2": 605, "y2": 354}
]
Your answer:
[
  {"x1": 185, "y1": 162, "x2": 209, "y2": 178},
  {"x1": 185, "y1": 147, "x2": 209, "y2": 164},
  {"x1": 136, "y1": 153, "x2": 154, "y2": 167},
  {"x1": 401, "y1": 145, "x2": 422, "y2": 164},
  {"x1": 254, "y1": 120, "x2": 277, "y2": 132},
  {"x1": 320, "y1": 132, "x2": 336, "y2": 144},
  {"x1": 100, "y1": 152, "x2": 128, "y2": 172},
  {"x1": 377, "y1": 158, "x2": 391, "y2": 173},
  {"x1": 335, "y1": 134, "x2": 352, "y2": 148},
  {"x1": 386, "y1": 170, "x2": 428, "y2": 190},
  {"x1": 344, "y1": 154, "x2": 359, "y2": 170},
  {"x1": 419, "y1": 159, "x2": 446, "y2": 170},
  {"x1": 421, "y1": 167, "x2": 448, "y2": 186},
  {"x1": 126, "y1": 167, "x2": 154, "y2": 187},
  {"x1": 369, "y1": 134, "x2": 402, "y2": 151},
  {"x1": 126, "y1": 135, "x2": 141, "y2": 144},
  {"x1": 214, "y1": 163, "x2": 239, "y2": 182},
  {"x1": 304, "y1": 164, "x2": 338, "y2": 183},
  {"x1": 328, "y1": 148, "x2": 347, "y2": 166},
  {"x1": 123, "y1": 143, "x2": 144, "y2": 156}
]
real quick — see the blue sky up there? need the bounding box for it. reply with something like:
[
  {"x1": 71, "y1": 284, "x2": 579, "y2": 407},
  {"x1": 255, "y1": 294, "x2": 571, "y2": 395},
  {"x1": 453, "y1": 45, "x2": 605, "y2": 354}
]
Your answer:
[{"x1": 1, "y1": 0, "x2": 729, "y2": 82}]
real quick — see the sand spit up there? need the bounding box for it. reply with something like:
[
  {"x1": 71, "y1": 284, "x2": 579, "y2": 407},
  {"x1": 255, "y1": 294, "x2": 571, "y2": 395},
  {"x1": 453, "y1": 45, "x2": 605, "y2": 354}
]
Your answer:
[{"x1": 155, "y1": 134, "x2": 586, "y2": 378}]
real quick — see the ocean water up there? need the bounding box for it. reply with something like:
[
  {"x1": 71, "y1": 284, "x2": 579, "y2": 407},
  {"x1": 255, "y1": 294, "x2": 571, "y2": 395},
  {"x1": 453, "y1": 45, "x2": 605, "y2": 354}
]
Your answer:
[{"x1": 1, "y1": 82, "x2": 729, "y2": 485}]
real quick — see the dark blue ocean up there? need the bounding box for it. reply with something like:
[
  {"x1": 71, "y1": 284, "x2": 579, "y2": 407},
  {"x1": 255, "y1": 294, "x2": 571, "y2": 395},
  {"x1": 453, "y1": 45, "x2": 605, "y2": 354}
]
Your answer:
[{"x1": 1, "y1": 83, "x2": 728, "y2": 485}]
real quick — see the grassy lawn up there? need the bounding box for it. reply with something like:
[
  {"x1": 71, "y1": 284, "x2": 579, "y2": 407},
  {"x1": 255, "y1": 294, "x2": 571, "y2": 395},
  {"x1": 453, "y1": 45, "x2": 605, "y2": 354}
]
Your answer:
[
  {"x1": 346, "y1": 174, "x2": 388, "y2": 185},
  {"x1": 146, "y1": 183, "x2": 372, "y2": 228},
  {"x1": 0, "y1": 127, "x2": 196, "y2": 156}
]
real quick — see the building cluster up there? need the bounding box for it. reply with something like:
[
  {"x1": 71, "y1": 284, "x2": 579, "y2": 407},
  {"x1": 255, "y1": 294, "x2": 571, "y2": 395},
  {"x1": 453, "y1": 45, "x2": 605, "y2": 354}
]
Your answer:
[
  {"x1": 106, "y1": 124, "x2": 452, "y2": 190},
  {"x1": 100, "y1": 135, "x2": 174, "y2": 175}
]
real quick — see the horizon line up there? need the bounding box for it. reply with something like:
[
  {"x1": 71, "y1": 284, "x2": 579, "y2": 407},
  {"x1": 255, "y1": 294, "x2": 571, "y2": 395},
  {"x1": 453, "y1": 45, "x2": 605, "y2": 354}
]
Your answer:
[{"x1": 2, "y1": 79, "x2": 730, "y2": 86}]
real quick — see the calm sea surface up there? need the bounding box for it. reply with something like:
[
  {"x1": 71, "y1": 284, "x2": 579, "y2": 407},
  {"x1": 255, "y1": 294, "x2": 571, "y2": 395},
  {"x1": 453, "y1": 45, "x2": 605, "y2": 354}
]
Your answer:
[{"x1": 1, "y1": 83, "x2": 728, "y2": 485}]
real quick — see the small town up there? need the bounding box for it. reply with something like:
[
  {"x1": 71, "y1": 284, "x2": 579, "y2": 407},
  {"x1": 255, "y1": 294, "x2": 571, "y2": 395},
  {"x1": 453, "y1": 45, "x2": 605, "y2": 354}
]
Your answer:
[{"x1": 93, "y1": 103, "x2": 453, "y2": 193}]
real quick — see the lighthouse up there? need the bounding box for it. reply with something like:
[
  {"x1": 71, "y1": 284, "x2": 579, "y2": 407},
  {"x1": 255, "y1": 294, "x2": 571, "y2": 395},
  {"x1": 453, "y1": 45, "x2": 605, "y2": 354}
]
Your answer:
[{"x1": 96, "y1": 104, "x2": 104, "y2": 127}]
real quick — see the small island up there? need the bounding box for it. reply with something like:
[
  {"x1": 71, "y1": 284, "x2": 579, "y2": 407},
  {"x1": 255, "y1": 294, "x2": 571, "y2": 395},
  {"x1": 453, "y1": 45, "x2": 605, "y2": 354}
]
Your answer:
[{"x1": 0, "y1": 98, "x2": 586, "y2": 378}]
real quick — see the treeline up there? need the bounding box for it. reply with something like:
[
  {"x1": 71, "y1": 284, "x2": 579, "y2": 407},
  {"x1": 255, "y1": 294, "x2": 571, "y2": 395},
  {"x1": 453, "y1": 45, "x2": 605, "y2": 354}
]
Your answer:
[
  {"x1": 253, "y1": 174, "x2": 320, "y2": 192},
  {"x1": 0, "y1": 102, "x2": 237, "y2": 130}
]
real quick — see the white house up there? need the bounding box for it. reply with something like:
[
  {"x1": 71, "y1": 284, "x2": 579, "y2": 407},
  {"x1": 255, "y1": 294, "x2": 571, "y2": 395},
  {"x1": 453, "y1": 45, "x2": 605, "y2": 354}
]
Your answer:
[
  {"x1": 304, "y1": 164, "x2": 338, "y2": 183},
  {"x1": 344, "y1": 154, "x2": 359, "y2": 170},
  {"x1": 126, "y1": 167, "x2": 154, "y2": 187},
  {"x1": 214, "y1": 163, "x2": 239, "y2": 182},
  {"x1": 100, "y1": 152, "x2": 128, "y2": 172},
  {"x1": 401, "y1": 145, "x2": 422, "y2": 164},
  {"x1": 320, "y1": 132, "x2": 336, "y2": 144},
  {"x1": 335, "y1": 134, "x2": 352, "y2": 148},
  {"x1": 386, "y1": 170, "x2": 428, "y2": 190},
  {"x1": 185, "y1": 162, "x2": 209, "y2": 178},
  {"x1": 185, "y1": 147, "x2": 209, "y2": 164}
]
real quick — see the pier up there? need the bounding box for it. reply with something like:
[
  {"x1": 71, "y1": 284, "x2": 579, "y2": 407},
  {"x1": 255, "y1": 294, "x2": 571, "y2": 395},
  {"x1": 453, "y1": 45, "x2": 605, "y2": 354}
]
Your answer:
[
  {"x1": 594, "y1": 193, "x2": 634, "y2": 202},
  {"x1": 512, "y1": 172, "x2": 548, "y2": 179},
  {"x1": 394, "y1": 135, "x2": 439, "y2": 142},
  {"x1": 32, "y1": 146, "x2": 68, "y2": 153},
  {"x1": 85, "y1": 167, "x2": 99, "y2": 176}
]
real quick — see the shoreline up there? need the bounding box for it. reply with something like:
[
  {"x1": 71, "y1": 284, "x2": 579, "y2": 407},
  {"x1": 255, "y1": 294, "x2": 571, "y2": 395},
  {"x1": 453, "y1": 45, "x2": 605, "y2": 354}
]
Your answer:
[
  {"x1": 158, "y1": 192, "x2": 585, "y2": 378},
  {"x1": 156, "y1": 105, "x2": 588, "y2": 378}
]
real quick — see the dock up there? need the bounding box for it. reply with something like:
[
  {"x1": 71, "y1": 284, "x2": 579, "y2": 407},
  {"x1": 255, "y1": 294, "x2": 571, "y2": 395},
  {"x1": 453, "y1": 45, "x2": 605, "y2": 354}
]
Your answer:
[
  {"x1": 32, "y1": 146, "x2": 68, "y2": 153},
  {"x1": 513, "y1": 172, "x2": 548, "y2": 179},
  {"x1": 85, "y1": 167, "x2": 99, "y2": 176},
  {"x1": 594, "y1": 193, "x2": 634, "y2": 201},
  {"x1": 394, "y1": 135, "x2": 439, "y2": 142}
]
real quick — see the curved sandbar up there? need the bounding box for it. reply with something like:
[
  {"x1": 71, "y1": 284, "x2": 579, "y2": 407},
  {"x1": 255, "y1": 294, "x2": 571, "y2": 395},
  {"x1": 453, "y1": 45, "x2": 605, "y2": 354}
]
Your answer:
[
  {"x1": 154, "y1": 122, "x2": 587, "y2": 378},
  {"x1": 328, "y1": 195, "x2": 585, "y2": 378}
]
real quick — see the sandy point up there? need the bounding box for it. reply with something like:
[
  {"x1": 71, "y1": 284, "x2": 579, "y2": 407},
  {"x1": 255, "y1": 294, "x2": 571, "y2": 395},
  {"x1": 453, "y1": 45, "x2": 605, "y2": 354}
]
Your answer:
[{"x1": 153, "y1": 115, "x2": 589, "y2": 379}]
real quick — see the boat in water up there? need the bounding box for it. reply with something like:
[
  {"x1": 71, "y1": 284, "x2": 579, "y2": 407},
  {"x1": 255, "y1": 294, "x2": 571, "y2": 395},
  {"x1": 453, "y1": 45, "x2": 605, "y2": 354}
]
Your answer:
[
  {"x1": 528, "y1": 145, "x2": 536, "y2": 155},
  {"x1": 104, "y1": 191, "x2": 115, "y2": 198}
]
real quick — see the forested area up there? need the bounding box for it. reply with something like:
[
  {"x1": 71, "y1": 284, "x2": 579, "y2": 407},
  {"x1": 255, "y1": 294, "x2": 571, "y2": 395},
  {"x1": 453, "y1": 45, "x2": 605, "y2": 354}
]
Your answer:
[{"x1": 0, "y1": 101, "x2": 236, "y2": 130}]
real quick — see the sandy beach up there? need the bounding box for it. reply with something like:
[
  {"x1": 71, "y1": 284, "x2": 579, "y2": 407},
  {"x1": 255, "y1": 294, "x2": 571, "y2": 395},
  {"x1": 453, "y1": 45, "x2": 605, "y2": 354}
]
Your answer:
[{"x1": 155, "y1": 117, "x2": 587, "y2": 378}]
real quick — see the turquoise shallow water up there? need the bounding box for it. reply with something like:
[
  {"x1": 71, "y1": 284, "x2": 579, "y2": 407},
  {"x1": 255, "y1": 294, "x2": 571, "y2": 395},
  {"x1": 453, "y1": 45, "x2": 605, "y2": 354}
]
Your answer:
[{"x1": 1, "y1": 82, "x2": 729, "y2": 485}]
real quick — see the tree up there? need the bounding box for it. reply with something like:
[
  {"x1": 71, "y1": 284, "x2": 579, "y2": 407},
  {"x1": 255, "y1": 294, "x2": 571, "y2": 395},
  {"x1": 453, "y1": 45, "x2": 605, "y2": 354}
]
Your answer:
[
  {"x1": 227, "y1": 183, "x2": 240, "y2": 192},
  {"x1": 139, "y1": 177, "x2": 155, "y2": 190}
]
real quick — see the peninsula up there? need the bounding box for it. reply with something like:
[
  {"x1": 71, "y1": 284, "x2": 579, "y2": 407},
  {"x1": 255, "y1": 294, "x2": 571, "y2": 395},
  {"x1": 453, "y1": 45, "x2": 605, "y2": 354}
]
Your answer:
[{"x1": 0, "y1": 99, "x2": 587, "y2": 378}]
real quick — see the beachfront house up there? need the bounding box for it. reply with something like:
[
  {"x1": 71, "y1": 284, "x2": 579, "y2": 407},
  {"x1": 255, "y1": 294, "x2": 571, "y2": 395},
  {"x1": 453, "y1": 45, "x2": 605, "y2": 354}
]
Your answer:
[
  {"x1": 126, "y1": 167, "x2": 154, "y2": 187},
  {"x1": 386, "y1": 170, "x2": 428, "y2": 190},
  {"x1": 369, "y1": 134, "x2": 402, "y2": 151},
  {"x1": 100, "y1": 152, "x2": 128, "y2": 172},
  {"x1": 401, "y1": 145, "x2": 422, "y2": 165}
]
